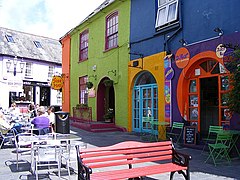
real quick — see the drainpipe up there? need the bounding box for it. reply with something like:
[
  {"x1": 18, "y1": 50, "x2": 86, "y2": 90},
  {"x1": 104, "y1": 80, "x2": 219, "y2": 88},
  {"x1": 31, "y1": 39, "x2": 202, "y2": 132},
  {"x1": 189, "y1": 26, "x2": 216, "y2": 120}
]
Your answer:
[{"x1": 164, "y1": 0, "x2": 183, "y2": 54}]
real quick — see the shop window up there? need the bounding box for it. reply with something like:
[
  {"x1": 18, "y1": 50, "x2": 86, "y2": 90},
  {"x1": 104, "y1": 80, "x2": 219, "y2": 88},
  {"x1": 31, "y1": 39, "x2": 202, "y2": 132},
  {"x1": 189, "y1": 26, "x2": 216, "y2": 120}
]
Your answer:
[
  {"x1": 188, "y1": 79, "x2": 198, "y2": 123},
  {"x1": 135, "y1": 72, "x2": 156, "y2": 85},
  {"x1": 220, "y1": 75, "x2": 230, "y2": 126},
  {"x1": 79, "y1": 29, "x2": 89, "y2": 61},
  {"x1": 199, "y1": 60, "x2": 217, "y2": 73},
  {"x1": 155, "y1": 0, "x2": 179, "y2": 29},
  {"x1": 105, "y1": 11, "x2": 118, "y2": 50},
  {"x1": 79, "y1": 76, "x2": 88, "y2": 105},
  {"x1": 189, "y1": 80, "x2": 197, "y2": 93}
]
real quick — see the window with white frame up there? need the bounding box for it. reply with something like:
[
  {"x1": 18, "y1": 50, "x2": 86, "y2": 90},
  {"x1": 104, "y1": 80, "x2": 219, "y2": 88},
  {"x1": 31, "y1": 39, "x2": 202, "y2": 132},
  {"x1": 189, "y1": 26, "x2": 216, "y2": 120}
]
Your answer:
[
  {"x1": 48, "y1": 66, "x2": 54, "y2": 78},
  {"x1": 155, "y1": 0, "x2": 179, "y2": 28},
  {"x1": 25, "y1": 62, "x2": 32, "y2": 77},
  {"x1": 79, "y1": 76, "x2": 88, "y2": 105},
  {"x1": 79, "y1": 30, "x2": 89, "y2": 61},
  {"x1": 105, "y1": 11, "x2": 118, "y2": 50}
]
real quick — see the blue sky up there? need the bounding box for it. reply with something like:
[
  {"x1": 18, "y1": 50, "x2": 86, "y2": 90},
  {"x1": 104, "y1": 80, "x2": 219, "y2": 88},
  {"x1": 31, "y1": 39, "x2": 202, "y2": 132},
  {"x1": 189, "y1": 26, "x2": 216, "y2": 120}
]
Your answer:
[{"x1": 0, "y1": 0, "x2": 104, "y2": 39}]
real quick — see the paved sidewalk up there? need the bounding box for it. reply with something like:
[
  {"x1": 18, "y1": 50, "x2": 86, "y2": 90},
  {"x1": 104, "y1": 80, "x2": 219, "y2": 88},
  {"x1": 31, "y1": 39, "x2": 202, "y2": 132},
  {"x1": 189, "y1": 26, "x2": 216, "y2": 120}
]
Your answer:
[{"x1": 0, "y1": 126, "x2": 239, "y2": 180}]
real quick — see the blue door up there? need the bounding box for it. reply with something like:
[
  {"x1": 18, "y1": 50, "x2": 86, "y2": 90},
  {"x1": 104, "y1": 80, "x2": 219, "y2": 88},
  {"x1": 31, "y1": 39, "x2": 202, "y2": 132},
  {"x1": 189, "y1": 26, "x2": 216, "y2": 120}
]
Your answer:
[{"x1": 132, "y1": 72, "x2": 158, "y2": 134}]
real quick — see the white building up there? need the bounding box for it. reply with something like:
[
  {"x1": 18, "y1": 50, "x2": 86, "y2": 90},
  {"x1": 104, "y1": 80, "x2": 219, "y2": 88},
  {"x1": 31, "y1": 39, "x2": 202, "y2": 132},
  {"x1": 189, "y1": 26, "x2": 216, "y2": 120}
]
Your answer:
[{"x1": 0, "y1": 27, "x2": 62, "y2": 111}]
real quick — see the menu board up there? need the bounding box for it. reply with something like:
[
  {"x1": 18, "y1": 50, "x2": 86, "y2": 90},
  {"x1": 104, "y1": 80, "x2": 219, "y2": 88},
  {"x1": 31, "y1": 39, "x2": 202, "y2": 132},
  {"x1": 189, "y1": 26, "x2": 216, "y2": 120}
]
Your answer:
[{"x1": 184, "y1": 126, "x2": 197, "y2": 145}]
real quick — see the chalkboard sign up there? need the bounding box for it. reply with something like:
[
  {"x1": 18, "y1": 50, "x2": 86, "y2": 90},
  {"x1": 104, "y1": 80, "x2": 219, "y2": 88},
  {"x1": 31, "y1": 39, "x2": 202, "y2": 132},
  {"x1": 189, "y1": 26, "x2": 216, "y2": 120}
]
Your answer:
[{"x1": 184, "y1": 126, "x2": 197, "y2": 145}]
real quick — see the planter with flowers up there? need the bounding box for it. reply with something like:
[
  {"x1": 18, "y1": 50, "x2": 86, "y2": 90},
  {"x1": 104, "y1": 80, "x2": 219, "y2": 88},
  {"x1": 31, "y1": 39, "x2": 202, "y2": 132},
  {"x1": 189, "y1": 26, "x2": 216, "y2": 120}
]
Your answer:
[{"x1": 103, "y1": 108, "x2": 114, "y2": 123}]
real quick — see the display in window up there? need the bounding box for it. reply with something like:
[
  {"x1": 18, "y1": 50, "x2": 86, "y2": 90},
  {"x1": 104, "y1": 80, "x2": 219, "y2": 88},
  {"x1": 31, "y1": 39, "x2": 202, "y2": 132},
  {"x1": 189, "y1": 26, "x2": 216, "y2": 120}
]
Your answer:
[
  {"x1": 189, "y1": 108, "x2": 198, "y2": 120},
  {"x1": 190, "y1": 122, "x2": 198, "y2": 126},
  {"x1": 189, "y1": 80, "x2": 197, "y2": 93},
  {"x1": 189, "y1": 95, "x2": 198, "y2": 107},
  {"x1": 221, "y1": 93, "x2": 228, "y2": 105},
  {"x1": 222, "y1": 108, "x2": 232, "y2": 121},
  {"x1": 221, "y1": 76, "x2": 229, "y2": 91}
]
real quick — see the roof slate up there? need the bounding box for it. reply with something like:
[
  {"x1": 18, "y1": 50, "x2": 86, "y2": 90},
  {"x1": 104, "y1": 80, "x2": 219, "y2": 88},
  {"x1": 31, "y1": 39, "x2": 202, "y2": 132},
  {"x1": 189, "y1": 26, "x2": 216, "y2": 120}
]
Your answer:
[{"x1": 0, "y1": 27, "x2": 62, "y2": 64}]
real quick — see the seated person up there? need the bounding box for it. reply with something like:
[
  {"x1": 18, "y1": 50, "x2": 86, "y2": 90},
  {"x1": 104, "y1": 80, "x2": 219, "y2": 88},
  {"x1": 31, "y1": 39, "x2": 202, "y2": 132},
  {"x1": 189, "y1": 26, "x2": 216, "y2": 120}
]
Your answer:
[
  {"x1": 9, "y1": 102, "x2": 20, "y2": 118},
  {"x1": 31, "y1": 106, "x2": 50, "y2": 135},
  {"x1": 0, "y1": 112, "x2": 13, "y2": 134}
]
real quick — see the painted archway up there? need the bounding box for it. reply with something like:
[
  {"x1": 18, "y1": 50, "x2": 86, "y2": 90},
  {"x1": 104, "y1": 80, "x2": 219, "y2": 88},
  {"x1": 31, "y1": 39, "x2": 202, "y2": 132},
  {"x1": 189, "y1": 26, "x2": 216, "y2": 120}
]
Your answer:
[
  {"x1": 97, "y1": 77, "x2": 115, "y2": 123},
  {"x1": 177, "y1": 51, "x2": 230, "y2": 136},
  {"x1": 132, "y1": 71, "x2": 158, "y2": 134}
]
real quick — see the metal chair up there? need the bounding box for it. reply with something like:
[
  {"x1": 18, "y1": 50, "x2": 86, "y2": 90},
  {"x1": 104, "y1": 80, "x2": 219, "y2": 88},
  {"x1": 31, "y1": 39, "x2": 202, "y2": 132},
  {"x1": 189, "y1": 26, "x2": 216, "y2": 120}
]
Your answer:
[
  {"x1": 142, "y1": 117, "x2": 157, "y2": 141},
  {"x1": 0, "y1": 127, "x2": 16, "y2": 149},
  {"x1": 61, "y1": 141, "x2": 87, "y2": 179},
  {"x1": 205, "y1": 131, "x2": 233, "y2": 166},
  {"x1": 15, "y1": 132, "x2": 37, "y2": 170},
  {"x1": 166, "y1": 122, "x2": 184, "y2": 144},
  {"x1": 201, "y1": 125, "x2": 223, "y2": 153},
  {"x1": 32, "y1": 143, "x2": 62, "y2": 180}
]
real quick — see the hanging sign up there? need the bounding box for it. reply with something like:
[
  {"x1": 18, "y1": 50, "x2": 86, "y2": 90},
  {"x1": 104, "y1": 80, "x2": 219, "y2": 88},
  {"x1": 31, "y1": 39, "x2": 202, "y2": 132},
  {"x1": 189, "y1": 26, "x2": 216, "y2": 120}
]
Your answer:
[
  {"x1": 51, "y1": 75, "x2": 64, "y2": 90},
  {"x1": 175, "y1": 47, "x2": 190, "y2": 68}
]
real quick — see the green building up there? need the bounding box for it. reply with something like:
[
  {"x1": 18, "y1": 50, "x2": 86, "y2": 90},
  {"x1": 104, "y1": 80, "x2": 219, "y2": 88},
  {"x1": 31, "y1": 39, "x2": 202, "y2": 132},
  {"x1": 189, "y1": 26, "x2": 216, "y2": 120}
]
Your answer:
[{"x1": 65, "y1": 0, "x2": 130, "y2": 130}]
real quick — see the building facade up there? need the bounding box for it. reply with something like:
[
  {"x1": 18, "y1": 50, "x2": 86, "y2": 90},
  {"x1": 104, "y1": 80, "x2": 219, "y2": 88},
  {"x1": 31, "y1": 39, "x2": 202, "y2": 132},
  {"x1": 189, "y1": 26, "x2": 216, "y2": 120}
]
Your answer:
[
  {"x1": 129, "y1": 0, "x2": 240, "y2": 138},
  {"x1": 0, "y1": 27, "x2": 62, "y2": 111},
  {"x1": 61, "y1": 0, "x2": 130, "y2": 128}
]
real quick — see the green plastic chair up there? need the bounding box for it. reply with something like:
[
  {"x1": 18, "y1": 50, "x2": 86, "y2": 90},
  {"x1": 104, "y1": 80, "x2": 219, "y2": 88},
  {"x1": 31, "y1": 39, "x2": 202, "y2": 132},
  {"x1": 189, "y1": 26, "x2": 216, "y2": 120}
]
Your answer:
[
  {"x1": 142, "y1": 117, "x2": 157, "y2": 141},
  {"x1": 166, "y1": 122, "x2": 184, "y2": 144},
  {"x1": 201, "y1": 125, "x2": 223, "y2": 153},
  {"x1": 205, "y1": 131, "x2": 233, "y2": 166}
]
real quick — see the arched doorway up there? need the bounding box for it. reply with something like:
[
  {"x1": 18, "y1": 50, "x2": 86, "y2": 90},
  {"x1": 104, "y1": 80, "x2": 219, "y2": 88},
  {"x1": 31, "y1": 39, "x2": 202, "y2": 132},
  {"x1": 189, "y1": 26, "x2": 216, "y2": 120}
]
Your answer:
[
  {"x1": 177, "y1": 54, "x2": 230, "y2": 138},
  {"x1": 97, "y1": 78, "x2": 115, "y2": 123},
  {"x1": 132, "y1": 71, "x2": 157, "y2": 133}
]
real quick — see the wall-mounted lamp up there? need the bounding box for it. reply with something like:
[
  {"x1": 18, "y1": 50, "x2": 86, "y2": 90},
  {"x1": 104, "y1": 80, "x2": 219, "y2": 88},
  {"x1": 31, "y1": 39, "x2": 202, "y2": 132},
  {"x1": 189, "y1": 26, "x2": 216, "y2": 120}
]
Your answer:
[
  {"x1": 92, "y1": 65, "x2": 97, "y2": 71},
  {"x1": 108, "y1": 70, "x2": 116, "y2": 76},
  {"x1": 129, "y1": 52, "x2": 144, "y2": 69},
  {"x1": 88, "y1": 74, "x2": 97, "y2": 80},
  {"x1": 214, "y1": 27, "x2": 223, "y2": 36},
  {"x1": 179, "y1": 39, "x2": 188, "y2": 46},
  {"x1": 6, "y1": 56, "x2": 25, "y2": 76}
]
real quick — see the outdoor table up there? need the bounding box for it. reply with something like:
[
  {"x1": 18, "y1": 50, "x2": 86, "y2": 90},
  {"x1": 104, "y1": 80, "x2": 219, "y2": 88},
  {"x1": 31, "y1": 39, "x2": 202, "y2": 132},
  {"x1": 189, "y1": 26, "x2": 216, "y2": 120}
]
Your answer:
[
  {"x1": 226, "y1": 130, "x2": 240, "y2": 159},
  {"x1": 150, "y1": 121, "x2": 170, "y2": 141}
]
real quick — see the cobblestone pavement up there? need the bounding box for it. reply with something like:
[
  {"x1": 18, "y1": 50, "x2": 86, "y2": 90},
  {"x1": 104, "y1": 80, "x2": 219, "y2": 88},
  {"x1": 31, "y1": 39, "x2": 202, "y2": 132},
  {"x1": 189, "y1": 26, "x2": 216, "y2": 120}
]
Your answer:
[{"x1": 0, "y1": 126, "x2": 239, "y2": 180}]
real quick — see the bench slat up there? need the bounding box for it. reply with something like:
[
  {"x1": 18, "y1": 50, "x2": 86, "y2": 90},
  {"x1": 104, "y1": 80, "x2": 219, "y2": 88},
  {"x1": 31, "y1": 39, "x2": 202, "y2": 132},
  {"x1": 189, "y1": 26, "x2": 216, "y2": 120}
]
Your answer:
[
  {"x1": 80, "y1": 145, "x2": 172, "y2": 158},
  {"x1": 90, "y1": 163, "x2": 188, "y2": 180},
  {"x1": 81, "y1": 141, "x2": 172, "y2": 153},
  {"x1": 83, "y1": 149, "x2": 172, "y2": 164},
  {"x1": 86, "y1": 155, "x2": 172, "y2": 168}
]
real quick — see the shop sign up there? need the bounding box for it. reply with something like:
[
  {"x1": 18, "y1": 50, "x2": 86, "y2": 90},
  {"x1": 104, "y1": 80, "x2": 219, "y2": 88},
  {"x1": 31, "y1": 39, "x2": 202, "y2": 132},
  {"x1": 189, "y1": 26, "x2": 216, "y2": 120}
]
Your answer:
[
  {"x1": 165, "y1": 67, "x2": 174, "y2": 80},
  {"x1": 8, "y1": 79, "x2": 23, "y2": 92},
  {"x1": 51, "y1": 75, "x2": 63, "y2": 90},
  {"x1": 175, "y1": 47, "x2": 190, "y2": 68},
  {"x1": 216, "y1": 44, "x2": 226, "y2": 58}
]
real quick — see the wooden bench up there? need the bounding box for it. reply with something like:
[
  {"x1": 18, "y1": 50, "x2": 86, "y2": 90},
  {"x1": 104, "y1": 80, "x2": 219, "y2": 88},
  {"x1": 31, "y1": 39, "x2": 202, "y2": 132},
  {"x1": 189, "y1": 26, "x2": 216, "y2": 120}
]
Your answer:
[{"x1": 75, "y1": 140, "x2": 191, "y2": 180}]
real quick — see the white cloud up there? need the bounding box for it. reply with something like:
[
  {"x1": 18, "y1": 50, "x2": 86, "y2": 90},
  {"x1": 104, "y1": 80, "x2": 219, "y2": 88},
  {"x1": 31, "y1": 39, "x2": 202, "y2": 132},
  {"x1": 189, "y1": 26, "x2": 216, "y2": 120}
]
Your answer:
[{"x1": 0, "y1": 0, "x2": 104, "y2": 39}]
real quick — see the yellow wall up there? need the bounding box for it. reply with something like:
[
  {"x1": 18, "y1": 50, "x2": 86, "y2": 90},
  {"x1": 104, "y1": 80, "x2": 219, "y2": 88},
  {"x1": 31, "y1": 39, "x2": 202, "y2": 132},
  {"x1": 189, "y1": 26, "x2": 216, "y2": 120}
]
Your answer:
[{"x1": 128, "y1": 52, "x2": 166, "y2": 132}]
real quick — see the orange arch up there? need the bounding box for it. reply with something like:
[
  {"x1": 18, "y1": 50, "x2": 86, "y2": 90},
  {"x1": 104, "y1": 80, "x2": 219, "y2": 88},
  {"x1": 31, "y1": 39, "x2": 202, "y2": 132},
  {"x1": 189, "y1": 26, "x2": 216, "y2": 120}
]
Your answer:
[{"x1": 177, "y1": 51, "x2": 223, "y2": 117}]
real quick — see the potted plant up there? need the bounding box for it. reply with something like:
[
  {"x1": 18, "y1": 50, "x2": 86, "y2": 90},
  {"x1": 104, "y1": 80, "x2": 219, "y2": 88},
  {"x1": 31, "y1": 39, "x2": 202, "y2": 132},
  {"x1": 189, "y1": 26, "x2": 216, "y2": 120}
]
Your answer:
[
  {"x1": 103, "y1": 79, "x2": 114, "y2": 87},
  {"x1": 76, "y1": 103, "x2": 88, "y2": 109},
  {"x1": 86, "y1": 81, "x2": 93, "y2": 89},
  {"x1": 103, "y1": 108, "x2": 114, "y2": 122}
]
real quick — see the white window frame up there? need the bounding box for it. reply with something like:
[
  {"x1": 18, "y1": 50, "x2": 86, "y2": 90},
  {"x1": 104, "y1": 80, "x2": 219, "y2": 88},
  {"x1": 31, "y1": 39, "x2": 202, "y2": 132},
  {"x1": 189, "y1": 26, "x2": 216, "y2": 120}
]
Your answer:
[
  {"x1": 25, "y1": 62, "x2": 33, "y2": 77},
  {"x1": 48, "y1": 65, "x2": 54, "y2": 78},
  {"x1": 155, "y1": 0, "x2": 179, "y2": 28}
]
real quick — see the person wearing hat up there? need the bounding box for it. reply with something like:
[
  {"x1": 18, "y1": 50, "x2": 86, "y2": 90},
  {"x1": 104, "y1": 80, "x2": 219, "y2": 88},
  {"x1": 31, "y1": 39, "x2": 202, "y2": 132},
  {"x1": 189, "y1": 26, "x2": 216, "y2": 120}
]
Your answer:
[{"x1": 31, "y1": 106, "x2": 50, "y2": 135}]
